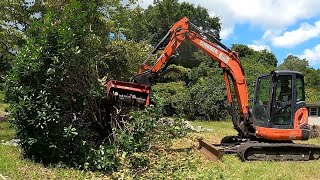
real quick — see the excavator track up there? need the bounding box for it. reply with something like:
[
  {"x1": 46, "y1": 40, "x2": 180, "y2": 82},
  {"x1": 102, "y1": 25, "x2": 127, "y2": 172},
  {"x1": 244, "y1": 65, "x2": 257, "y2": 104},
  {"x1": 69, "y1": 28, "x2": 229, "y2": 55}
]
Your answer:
[
  {"x1": 237, "y1": 142, "x2": 320, "y2": 161},
  {"x1": 198, "y1": 137, "x2": 320, "y2": 162}
]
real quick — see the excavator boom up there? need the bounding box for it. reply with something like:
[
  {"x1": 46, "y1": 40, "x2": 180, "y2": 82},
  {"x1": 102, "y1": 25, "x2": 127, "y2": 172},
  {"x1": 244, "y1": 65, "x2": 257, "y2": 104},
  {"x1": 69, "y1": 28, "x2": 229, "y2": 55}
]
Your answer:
[{"x1": 107, "y1": 17, "x2": 251, "y2": 136}]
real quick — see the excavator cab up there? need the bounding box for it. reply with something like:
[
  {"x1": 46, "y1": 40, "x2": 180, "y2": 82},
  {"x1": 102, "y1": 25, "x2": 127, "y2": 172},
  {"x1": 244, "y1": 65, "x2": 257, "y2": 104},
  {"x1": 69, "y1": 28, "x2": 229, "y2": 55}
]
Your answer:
[{"x1": 252, "y1": 70, "x2": 309, "y2": 141}]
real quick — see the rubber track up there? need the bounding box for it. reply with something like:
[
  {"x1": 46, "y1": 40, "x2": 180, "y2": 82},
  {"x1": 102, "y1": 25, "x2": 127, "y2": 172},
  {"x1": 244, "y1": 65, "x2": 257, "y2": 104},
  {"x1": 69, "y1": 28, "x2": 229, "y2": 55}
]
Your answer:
[{"x1": 238, "y1": 142, "x2": 320, "y2": 161}]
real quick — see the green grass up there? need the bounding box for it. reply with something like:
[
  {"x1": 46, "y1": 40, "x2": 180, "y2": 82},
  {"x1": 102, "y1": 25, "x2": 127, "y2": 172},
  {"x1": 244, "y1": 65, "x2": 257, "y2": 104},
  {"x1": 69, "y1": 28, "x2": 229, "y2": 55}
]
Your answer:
[
  {"x1": 0, "y1": 118, "x2": 320, "y2": 179},
  {"x1": 135, "y1": 120, "x2": 320, "y2": 179},
  {"x1": 186, "y1": 121, "x2": 320, "y2": 180},
  {"x1": 0, "y1": 138, "x2": 105, "y2": 179},
  {"x1": 0, "y1": 91, "x2": 6, "y2": 114},
  {"x1": 0, "y1": 124, "x2": 104, "y2": 179},
  {"x1": 0, "y1": 144, "x2": 104, "y2": 179},
  {"x1": 0, "y1": 122, "x2": 15, "y2": 141},
  {"x1": 0, "y1": 92, "x2": 106, "y2": 179}
]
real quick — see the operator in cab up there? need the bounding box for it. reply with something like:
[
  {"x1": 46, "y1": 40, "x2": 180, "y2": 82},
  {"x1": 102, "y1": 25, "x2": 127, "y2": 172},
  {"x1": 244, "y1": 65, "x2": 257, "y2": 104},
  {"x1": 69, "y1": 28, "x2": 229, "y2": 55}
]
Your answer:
[{"x1": 278, "y1": 78, "x2": 291, "y2": 102}]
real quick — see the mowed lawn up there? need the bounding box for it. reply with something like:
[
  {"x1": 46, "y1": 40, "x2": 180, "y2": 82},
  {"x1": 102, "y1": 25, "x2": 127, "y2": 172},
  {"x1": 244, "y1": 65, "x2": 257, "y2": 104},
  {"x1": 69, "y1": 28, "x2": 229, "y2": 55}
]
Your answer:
[
  {"x1": 1, "y1": 113, "x2": 320, "y2": 179},
  {"x1": 0, "y1": 122, "x2": 105, "y2": 179},
  {"x1": 189, "y1": 121, "x2": 320, "y2": 179}
]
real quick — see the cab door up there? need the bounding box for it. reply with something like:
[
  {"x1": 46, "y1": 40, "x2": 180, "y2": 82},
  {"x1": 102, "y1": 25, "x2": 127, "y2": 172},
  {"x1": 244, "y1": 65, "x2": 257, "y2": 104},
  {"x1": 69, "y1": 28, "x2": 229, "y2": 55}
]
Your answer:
[
  {"x1": 292, "y1": 75, "x2": 308, "y2": 130},
  {"x1": 270, "y1": 75, "x2": 293, "y2": 128},
  {"x1": 252, "y1": 74, "x2": 272, "y2": 127}
]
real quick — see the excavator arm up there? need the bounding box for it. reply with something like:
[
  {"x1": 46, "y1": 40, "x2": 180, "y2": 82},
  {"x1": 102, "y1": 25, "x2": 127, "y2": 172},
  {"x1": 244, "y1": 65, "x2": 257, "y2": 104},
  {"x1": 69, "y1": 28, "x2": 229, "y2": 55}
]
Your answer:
[
  {"x1": 139, "y1": 17, "x2": 248, "y2": 115},
  {"x1": 107, "y1": 17, "x2": 253, "y2": 136}
]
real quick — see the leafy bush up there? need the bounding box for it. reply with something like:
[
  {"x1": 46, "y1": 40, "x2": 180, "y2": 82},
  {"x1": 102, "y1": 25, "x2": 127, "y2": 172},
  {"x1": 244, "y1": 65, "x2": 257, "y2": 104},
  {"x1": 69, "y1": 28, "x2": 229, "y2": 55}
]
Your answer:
[
  {"x1": 4, "y1": 1, "x2": 108, "y2": 166},
  {"x1": 3, "y1": 0, "x2": 188, "y2": 172},
  {"x1": 188, "y1": 77, "x2": 229, "y2": 120},
  {"x1": 101, "y1": 40, "x2": 151, "y2": 81},
  {"x1": 153, "y1": 82, "x2": 190, "y2": 117},
  {"x1": 160, "y1": 64, "x2": 191, "y2": 83},
  {"x1": 84, "y1": 107, "x2": 187, "y2": 172},
  {"x1": 153, "y1": 60, "x2": 230, "y2": 120}
]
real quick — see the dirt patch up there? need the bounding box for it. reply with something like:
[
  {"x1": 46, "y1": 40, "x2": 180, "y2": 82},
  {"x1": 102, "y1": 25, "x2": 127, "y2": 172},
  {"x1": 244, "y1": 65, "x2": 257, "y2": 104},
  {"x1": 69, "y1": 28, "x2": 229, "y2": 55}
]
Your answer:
[
  {"x1": 310, "y1": 125, "x2": 320, "y2": 138},
  {"x1": 0, "y1": 115, "x2": 4, "y2": 123}
]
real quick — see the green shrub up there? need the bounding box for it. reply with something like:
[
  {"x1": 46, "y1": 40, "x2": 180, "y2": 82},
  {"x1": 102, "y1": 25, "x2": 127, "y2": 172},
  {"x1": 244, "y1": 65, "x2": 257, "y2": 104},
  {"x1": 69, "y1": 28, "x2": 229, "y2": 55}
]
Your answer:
[
  {"x1": 4, "y1": 1, "x2": 108, "y2": 166},
  {"x1": 153, "y1": 61, "x2": 229, "y2": 120},
  {"x1": 83, "y1": 107, "x2": 187, "y2": 172},
  {"x1": 188, "y1": 77, "x2": 229, "y2": 120},
  {"x1": 153, "y1": 82, "x2": 190, "y2": 117}
]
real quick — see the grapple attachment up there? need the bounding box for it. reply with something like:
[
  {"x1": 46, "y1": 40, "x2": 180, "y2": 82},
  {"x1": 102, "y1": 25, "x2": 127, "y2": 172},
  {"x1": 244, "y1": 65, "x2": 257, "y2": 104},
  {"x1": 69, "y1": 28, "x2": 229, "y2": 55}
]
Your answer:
[{"x1": 106, "y1": 80, "x2": 151, "y2": 107}]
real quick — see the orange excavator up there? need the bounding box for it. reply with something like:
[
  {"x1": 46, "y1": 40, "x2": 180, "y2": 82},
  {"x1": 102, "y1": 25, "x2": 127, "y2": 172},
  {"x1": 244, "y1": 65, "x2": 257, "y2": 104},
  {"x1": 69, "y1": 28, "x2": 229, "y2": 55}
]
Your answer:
[{"x1": 106, "y1": 17, "x2": 320, "y2": 161}]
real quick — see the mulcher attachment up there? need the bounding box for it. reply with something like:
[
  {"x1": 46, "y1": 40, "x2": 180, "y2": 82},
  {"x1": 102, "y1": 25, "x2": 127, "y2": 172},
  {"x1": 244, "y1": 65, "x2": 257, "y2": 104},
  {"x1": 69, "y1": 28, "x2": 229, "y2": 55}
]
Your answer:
[{"x1": 106, "y1": 80, "x2": 151, "y2": 107}]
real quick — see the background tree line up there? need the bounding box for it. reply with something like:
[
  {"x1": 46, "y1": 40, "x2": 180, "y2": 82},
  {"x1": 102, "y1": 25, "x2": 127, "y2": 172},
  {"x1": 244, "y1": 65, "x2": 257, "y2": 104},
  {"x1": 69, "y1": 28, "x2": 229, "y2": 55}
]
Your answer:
[{"x1": 0, "y1": 0, "x2": 320, "y2": 173}]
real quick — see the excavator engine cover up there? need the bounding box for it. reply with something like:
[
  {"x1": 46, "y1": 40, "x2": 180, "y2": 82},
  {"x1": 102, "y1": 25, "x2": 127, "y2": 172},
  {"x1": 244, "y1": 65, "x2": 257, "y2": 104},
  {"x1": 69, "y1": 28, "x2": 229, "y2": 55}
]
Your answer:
[{"x1": 106, "y1": 80, "x2": 151, "y2": 107}]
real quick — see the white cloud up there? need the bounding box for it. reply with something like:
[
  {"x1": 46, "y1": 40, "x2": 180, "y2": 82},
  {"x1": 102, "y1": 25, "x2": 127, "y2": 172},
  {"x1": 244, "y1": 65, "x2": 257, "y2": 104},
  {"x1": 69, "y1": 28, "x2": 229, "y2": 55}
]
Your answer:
[
  {"x1": 137, "y1": 0, "x2": 320, "y2": 39},
  {"x1": 137, "y1": 0, "x2": 153, "y2": 8},
  {"x1": 248, "y1": 44, "x2": 271, "y2": 52},
  {"x1": 272, "y1": 21, "x2": 320, "y2": 48},
  {"x1": 299, "y1": 44, "x2": 320, "y2": 65},
  {"x1": 220, "y1": 26, "x2": 234, "y2": 39}
]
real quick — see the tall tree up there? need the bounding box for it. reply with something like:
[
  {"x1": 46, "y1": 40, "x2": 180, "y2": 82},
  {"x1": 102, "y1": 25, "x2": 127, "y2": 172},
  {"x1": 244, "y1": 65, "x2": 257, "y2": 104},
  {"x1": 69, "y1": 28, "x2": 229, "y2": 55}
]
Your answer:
[
  {"x1": 232, "y1": 44, "x2": 255, "y2": 58},
  {"x1": 0, "y1": 0, "x2": 71, "y2": 79},
  {"x1": 142, "y1": 0, "x2": 221, "y2": 44},
  {"x1": 231, "y1": 44, "x2": 276, "y2": 102},
  {"x1": 232, "y1": 44, "x2": 277, "y2": 67},
  {"x1": 124, "y1": 0, "x2": 221, "y2": 68},
  {"x1": 278, "y1": 55, "x2": 320, "y2": 103},
  {"x1": 278, "y1": 55, "x2": 309, "y2": 73}
]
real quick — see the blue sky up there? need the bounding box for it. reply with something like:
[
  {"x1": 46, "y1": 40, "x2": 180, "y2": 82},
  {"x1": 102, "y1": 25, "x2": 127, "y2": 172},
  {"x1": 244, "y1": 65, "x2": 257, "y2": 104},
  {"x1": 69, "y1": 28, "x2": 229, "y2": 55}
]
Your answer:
[{"x1": 137, "y1": 0, "x2": 320, "y2": 69}]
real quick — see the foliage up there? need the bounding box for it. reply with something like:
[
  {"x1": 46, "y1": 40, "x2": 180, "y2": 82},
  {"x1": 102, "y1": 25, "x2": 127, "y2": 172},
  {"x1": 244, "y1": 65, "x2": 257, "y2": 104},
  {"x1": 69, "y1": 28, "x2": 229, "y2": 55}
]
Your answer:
[
  {"x1": 101, "y1": 40, "x2": 151, "y2": 80},
  {"x1": 158, "y1": 64, "x2": 191, "y2": 83},
  {"x1": 187, "y1": 58, "x2": 229, "y2": 120},
  {"x1": 232, "y1": 44, "x2": 277, "y2": 67},
  {"x1": 278, "y1": 55, "x2": 320, "y2": 103},
  {"x1": 189, "y1": 77, "x2": 228, "y2": 120},
  {"x1": 278, "y1": 55, "x2": 309, "y2": 72},
  {"x1": 231, "y1": 44, "x2": 256, "y2": 58},
  {"x1": 305, "y1": 88, "x2": 320, "y2": 103},
  {"x1": 0, "y1": 0, "x2": 31, "y2": 78},
  {"x1": 84, "y1": 107, "x2": 187, "y2": 172},
  {"x1": 3, "y1": 0, "x2": 151, "y2": 171},
  {"x1": 0, "y1": 0, "x2": 76, "y2": 79},
  {"x1": 127, "y1": 0, "x2": 221, "y2": 68},
  {"x1": 142, "y1": 0, "x2": 221, "y2": 44},
  {"x1": 5, "y1": 0, "x2": 110, "y2": 166},
  {"x1": 232, "y1": 44, "x2": 276, "y2": 102},
  {"x1": 3, "y1": 0, "x2": 187, "y2": 173},
  {"x1": 153, "y1": 82, "x2": 190, "y2": 117},
  {"x1": 153, "y1": 57, "x2": 229, "y2": 120}
]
